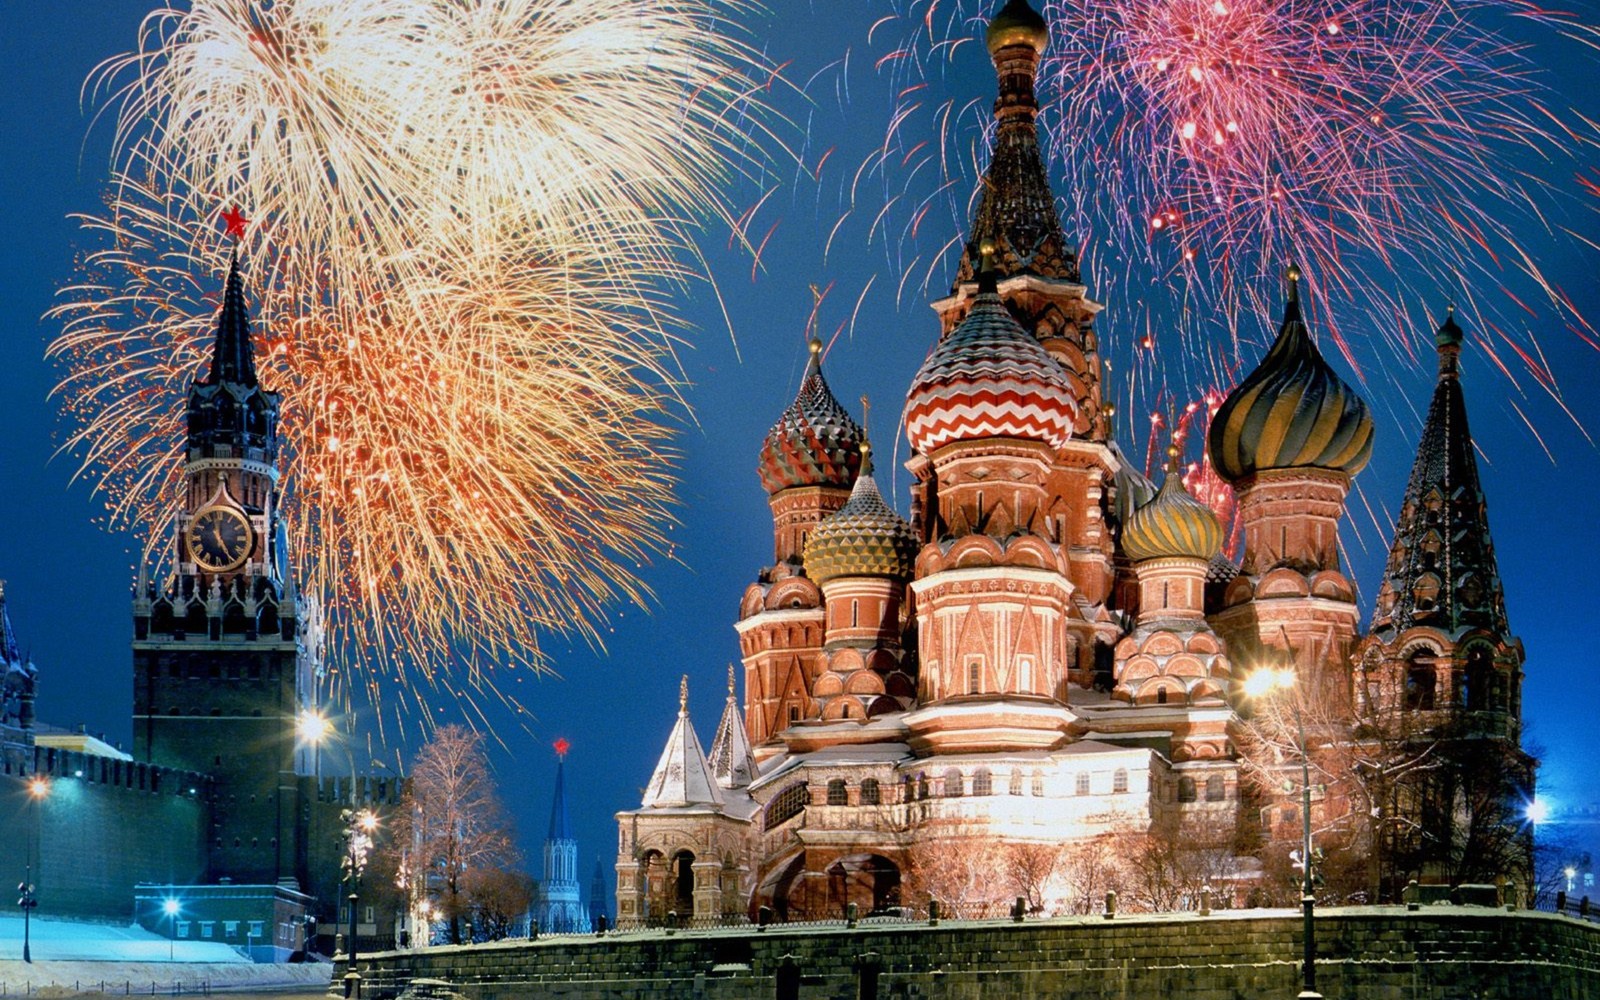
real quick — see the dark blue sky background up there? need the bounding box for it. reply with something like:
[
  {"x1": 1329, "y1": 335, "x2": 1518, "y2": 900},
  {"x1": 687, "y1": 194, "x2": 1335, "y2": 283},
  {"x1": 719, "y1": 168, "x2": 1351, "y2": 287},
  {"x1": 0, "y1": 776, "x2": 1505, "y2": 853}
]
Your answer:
[{"x1": 0, "y1": 1, "x2": 1597, "y2": 902}]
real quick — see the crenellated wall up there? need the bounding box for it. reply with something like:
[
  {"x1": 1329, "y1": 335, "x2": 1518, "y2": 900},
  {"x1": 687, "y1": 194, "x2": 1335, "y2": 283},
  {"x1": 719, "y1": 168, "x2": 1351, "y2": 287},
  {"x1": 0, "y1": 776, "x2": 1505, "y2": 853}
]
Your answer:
[
  {"x1": 342, "y1": 907, "x2": 1600, "y2": 1000},
  {"x1": 0, "y1": 745, "x2": 210, "y2": 919}
]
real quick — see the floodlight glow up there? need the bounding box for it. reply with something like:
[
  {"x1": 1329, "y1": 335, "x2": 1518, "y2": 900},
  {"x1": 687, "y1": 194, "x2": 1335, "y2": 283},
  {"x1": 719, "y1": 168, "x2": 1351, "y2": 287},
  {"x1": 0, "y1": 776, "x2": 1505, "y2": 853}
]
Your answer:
[{"x1": 162, "y1": 898, "x2": 180, "y2": 917}]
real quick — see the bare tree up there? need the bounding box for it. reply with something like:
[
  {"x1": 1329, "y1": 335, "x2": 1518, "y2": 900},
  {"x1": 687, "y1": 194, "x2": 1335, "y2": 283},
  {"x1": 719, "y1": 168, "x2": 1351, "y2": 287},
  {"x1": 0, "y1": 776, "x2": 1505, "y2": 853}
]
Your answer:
[
  {"x1": 389, "y1": 725, "x2": 522, "y2": 943},
  {"x1": 901, "y1": 822, "x2": 1010, "y2": 918},
  {"x1": 1002, "y1": 841, "x2": 1065, "y2": 914},
  {"x1": 466, "y1": 868, "x2": 536, "y2": 940},
  {"x1": 1055, "y1": 835, "x2": 1125, "y2": 915}
]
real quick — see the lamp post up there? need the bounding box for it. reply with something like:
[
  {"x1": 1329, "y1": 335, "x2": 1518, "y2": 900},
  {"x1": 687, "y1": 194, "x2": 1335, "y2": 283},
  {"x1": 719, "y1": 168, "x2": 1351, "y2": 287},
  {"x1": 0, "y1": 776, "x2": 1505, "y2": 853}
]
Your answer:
[
  {"x1": 19, "y1": 778, "x2": 47, "y2": 963},
  {"x1": 341, "y1": 808, "x2": 379, "y2": 999},
  {"x1": 1242, "y1": 667, "x2": 1321, "y2": 1000},
  {"x1": 297, "y1": 709, "x2": 331, "y2": 781},
  {"x1": 162, "y1": 898, "x2": 180, "y2": 962}
]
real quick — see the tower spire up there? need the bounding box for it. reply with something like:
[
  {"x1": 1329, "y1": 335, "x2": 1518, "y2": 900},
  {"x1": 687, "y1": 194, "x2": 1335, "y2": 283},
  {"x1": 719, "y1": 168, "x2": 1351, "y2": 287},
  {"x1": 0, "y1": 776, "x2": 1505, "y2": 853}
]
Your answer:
[
  {"x1": 708, "y1": 664, "x2": 757, "y2": 789},
  {"x1": 208, "y1": 250, "x2": 260, "y2": 388},
  {"x1": 955, "y1": 0, "x2": 1078, "y2": 286},
  {"x1": 1371, "y1": 308, "x2": 1508, "y2": 638}
]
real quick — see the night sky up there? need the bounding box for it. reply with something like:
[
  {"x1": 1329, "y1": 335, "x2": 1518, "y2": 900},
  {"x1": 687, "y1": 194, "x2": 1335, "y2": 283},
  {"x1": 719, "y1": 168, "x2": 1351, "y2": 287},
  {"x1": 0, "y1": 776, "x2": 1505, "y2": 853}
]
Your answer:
[{"x1": 1, "y1": 1, "x2": 1597, "y2": 904}]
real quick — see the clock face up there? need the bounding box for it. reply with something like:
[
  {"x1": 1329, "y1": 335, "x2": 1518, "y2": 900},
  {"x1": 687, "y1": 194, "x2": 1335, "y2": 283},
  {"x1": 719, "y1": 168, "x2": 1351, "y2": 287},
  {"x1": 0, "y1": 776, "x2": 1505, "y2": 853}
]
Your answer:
[{"x1": 186, "y1": 506, "x2": 254, "y2": 573}]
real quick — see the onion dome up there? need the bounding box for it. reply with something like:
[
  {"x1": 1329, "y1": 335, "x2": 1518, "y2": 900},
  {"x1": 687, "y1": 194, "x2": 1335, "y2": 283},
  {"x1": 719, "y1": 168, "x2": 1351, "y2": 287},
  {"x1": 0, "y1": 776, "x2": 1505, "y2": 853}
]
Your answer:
[
  {"x1": 986, "y1": 0, "x2": 1049, "y2": 56},
  {"x1": 804, "y1": 442, "x2": 919, "y2": 585},
  {"x1": 1207, "y1": 267, "x2": 1373, "y2": 483},
  {"x1": 904, "y1": 266, "x2": 1076, "y2": 455},
  {"x1": 1122, "y1": 447, "x2": 1224, "y2": 562},
  {"x1": 758, "y1": 338, "x2": 863, "y2": 494}
]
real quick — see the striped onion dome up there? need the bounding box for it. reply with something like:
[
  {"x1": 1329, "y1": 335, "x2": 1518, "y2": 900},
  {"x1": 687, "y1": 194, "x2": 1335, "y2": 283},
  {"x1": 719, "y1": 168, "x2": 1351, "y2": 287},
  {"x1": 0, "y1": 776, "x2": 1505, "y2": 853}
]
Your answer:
[
  {"x1": 904, "y1": 279, "x2": 1076, "y2": 456},
  {"x1": 1122, "y1": 450, "x2": 1224, "y2": 562},
  {"x1": 804, "y1": 443, "x2": 919, "y2": 585},
  {"x1": 758, "y1": 339, "x2": 863, "y2": 495},
  {"x1": 1207, "y1": 268, "x2": 1373, "y2": 483},
  {"x1": 986, "y1": 0, "x2": 1049, "y2": 56}
]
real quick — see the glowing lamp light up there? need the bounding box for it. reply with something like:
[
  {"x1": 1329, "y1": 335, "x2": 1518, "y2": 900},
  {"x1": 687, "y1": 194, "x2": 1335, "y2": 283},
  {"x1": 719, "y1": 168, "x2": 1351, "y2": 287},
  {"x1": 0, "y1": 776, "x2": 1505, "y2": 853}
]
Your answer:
[
  {"x1": 28, "y1": 778, "x2": 48, "y2": 798},
  {"x1": 162, "y1": 899, "x2": 181, "y2": 917},
  {"x1": 357, "y1": 810, "x2": 379, "y2": 833},
  {"x1": 1525, "y1": 798, "x2": 1549, "y2": 824},
  {"x1": 296, "y1": 710, "x2": 331, "y2": 745},
  {"x1": 1243, "y1": 667, "x2": 1296, "y2": 698}
]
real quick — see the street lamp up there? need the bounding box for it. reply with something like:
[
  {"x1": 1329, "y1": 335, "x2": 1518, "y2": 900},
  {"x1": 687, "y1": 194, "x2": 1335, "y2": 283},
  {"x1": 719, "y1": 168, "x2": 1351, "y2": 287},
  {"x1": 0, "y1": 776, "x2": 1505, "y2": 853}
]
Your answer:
[
  {"x1": 18, "y1": 778, "x2": 48, "y2": 963},
  {"x1": 341, "y1": 808, "x2": 379, "y2": 999},
  {"x1": 162, "y1": 898, "x2": 180, "y2": 962},
  {"x1": 1242, "y1": 666, "x2": 1322, "y2": 1000},
  {"x1": 297, "y1": 709, "x2": 331, "y2": 781}
]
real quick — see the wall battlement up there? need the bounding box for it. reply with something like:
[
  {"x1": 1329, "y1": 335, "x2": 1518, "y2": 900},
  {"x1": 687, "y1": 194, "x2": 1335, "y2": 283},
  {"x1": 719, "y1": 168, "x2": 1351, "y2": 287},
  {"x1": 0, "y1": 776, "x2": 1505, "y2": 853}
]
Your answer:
[{"x1": 342, "y1": 907, "x2": 1600, "y2": 1000}]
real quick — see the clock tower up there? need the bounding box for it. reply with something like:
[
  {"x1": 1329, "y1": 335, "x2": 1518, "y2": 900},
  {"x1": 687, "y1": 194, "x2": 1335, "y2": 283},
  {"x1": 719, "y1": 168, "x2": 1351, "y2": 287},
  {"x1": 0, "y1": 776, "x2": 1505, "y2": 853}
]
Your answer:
[{"x1": 132, "y1": 250, "x2": 311, "y2": 887}]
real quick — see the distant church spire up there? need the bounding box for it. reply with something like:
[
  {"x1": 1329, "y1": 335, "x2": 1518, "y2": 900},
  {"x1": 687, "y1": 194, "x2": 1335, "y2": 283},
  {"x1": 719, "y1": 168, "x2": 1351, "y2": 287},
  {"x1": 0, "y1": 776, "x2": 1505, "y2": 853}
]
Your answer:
[
  {"x1": 538, "y1": 739, "x2": 587, "y2": 933},
  {"x1": 1371, "y1": 307, "x2": 1509, "y2": 638}
]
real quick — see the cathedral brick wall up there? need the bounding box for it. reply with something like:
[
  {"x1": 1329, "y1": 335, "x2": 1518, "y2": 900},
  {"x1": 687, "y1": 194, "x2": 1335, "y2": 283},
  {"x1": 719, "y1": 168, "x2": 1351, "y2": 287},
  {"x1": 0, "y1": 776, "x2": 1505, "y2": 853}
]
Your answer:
[
  {"x1": 0, "y1": 748, "x2": 208, "y2": 920},
  {"x1": 343, "y1": 908, "x2": 1599, "y2": 1000}
]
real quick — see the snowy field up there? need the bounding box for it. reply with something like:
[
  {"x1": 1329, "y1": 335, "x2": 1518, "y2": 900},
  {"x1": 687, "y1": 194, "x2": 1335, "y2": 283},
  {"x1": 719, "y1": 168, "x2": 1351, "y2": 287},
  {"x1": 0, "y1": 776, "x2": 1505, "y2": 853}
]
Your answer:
[{"x1": 0, "y1": 917, "x2": 332, "y2": 994}]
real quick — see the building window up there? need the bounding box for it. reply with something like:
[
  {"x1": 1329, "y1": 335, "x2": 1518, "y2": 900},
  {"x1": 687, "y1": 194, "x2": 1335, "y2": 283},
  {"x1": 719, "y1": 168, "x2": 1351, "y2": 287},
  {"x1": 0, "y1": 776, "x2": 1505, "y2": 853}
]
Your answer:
[
  {"x1": 788, "y1": 705, "x2": 801, "y2": 724},
  {"x1": 763, "y1": 782, "x2": 809, "y2": 830},
  {"x1": 224, "y1": 922, "x2": 239, "y2": 939},
  {"x1": 851, "y1": 600, "x2": 859, "y2": 628},
  {"x1": 1031, "y1": 771, "x2": 1044, "y2": 797},
  {"x1": 1016, "y1": 656, "x2": 1034, "y2": 694},
  {"x1": 364, "y1": 906, "x2": 375, "y2": 924},
  {"x1": 966, "y1": 656, "x2": 983, "y2": 695},
  {"x1": 1009, "y1": 770, "x2": 1023, "y2": 795},
  {"x1": 247, "y1": 921, "x2": 264, "y2": 939},
  {"x1": 973, "y1": 768, "x2": 992, "y2": 796},
  {"x1": 860, "y1": 778, "x2": 880, "y2": 806},
  {"x1": 176, "y1": 922, "x2": 191, "y2": 939},
  {"x1": 1178, "y1": 777, "x2": 1197, "y2": 803},
  {"x1": 827, "y1": 778, "x2": 848, "y2": 806},
  {"x1": 1405, "y1": 653, "x2": 1436, "y2": 711},
  {"x1": 200, "y1": 922, "x2": 215, "y2": 939},
  {"x1": 918, "y1": 773, "x2": 930, "y2": 800},
  {"x1": 1076, "y1": 773, "x2": 1090, "y2": 796},
  {"x1": 1113, "y1": 768, "x2": 1129, "y2": 794},
  {"x1": 1206, "y1": 776, "x2": 1225, "y2": 802},
  {"x1": 943, "y1": 768, "x2": 963, "y2": 797}
]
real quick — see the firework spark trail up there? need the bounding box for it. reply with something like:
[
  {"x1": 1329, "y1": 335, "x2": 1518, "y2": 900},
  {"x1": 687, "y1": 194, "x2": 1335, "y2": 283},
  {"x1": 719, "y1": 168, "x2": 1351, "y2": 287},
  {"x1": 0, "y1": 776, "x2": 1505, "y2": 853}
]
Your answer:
[
  {"x1": 837, "y1": 0, "x2": 1596, "y2": 484},
  {"x1": 51, "y1": 0, "x2": 777, "y2": 725}
]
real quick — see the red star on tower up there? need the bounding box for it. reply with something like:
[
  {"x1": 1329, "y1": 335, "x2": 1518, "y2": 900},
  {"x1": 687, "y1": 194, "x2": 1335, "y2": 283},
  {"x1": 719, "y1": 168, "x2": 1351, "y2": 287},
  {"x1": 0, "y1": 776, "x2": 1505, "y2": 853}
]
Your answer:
[
  {"x1": 221, "y1": 206, "x2": 250, "y2": 240},
  {"x1": 553, "y1": 737, "x2": 571, "y2": 759}
]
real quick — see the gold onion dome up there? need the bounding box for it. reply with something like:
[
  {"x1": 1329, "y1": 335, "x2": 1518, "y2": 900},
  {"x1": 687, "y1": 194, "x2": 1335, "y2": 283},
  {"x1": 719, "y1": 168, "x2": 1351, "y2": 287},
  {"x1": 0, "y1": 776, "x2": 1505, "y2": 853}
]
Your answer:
[
  {"x1": 804, "y1": 443, "x2": 919, "y2": 585},
  {"x1": 1206, "y1": 267, "x2": 1374, "y2": 483},
  {"x1": 904, "y1": 264, "x2": 1077, "y2": 455},
  {"x1": 1122, "y1": 448, "x2": 1224, "y2": 563},
  {"x1": 758, "y1": 338, "x2": 864, "y2": 494},
  {"x1": 986, "y1": 0, "x2": 1049, "y2": 56}
]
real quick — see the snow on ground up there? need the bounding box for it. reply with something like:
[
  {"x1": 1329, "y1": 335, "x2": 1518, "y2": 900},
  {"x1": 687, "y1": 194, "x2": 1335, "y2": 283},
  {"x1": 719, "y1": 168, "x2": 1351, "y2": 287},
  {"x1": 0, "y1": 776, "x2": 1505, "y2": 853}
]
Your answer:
[{"x1": 0, "y1": 917, "x2": 332, "y2": 994}]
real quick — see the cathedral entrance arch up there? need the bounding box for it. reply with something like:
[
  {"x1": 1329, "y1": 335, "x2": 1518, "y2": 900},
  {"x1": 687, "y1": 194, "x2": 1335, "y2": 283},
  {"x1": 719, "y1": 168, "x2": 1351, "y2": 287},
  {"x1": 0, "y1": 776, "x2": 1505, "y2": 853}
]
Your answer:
[
  {"x1": 670, "y1": 849, "x2": 696, "y2": 919},
  {"x1": 756, "y1": 851, "x2": 902, "y2": 922}
]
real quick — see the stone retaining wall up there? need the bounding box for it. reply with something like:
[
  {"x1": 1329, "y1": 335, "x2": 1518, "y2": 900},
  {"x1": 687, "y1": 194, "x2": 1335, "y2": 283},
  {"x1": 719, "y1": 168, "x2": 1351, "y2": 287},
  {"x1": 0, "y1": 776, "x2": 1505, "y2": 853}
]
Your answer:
[{"x1": 341, "y1": 907, "x2": 1600, "y2": 1000}]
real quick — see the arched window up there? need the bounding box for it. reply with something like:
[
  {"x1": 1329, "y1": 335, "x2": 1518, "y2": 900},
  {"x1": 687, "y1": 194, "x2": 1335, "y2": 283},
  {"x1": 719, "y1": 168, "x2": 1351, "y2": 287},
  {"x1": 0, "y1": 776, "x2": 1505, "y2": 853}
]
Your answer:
[
  {"x1": 967, "y1": 657, "x2": 983, "y2": 695},
  {"x1": 1017, "y1": 657, "x2": 1034, "y2": 694},
  {"x1": 1463, "y1": 646, "x2": 1493, "y2": 712},
  {"x1": 826, "y1": 778, "x2": 848, "y2": 806},
  {"x1": 1009, "y1": 769, "x2": 1023, "y2": 796},
  {"x1": 918, "y1": 773, "x2": 930, "y2": 800},
  {"x1": 972, "y1": 768, "x2": 992, "y2": 796},
  {"x1": 1206, "y1": 775, "x2": 1225, "y2": 802},
  {"x1": 1177, "y1": 777, "x2": 1197, "y2": 803},
  {"x1": 943, "y1": 768, "x2": 964, "y2": 797},
  {"x1": 1075, "y1": 773, "x2": 1090, "y2": 796},
  {"x1": 1405, "y1": 651, "x2": 1436, "y2": 711},
  {"x1": 1156, "y1": 687, "x2": 1169, "y2": 705},
  {"x1": 1113, "y1": 768, "x2": 1129, "y2": 794},
  {"x1": 763, "y1": 782, "x2": 809, "y2": 830},
  {"x1": 1031, "y1": 771, "x2": 1045, "y2": 797},
  {"x1": 860, "y1": 778, "x2": 880, "y2": 806}
]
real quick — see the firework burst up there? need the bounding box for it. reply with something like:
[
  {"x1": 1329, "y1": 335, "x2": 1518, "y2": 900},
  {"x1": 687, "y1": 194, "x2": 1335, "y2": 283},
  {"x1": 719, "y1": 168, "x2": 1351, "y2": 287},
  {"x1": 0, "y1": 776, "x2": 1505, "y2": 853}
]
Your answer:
[
  {"x1": 851, "y1": 0, "x2": 1594, "y2": 471},
  {"x1": 52, "y1": 0, "x2": 775, "y2": 722}
]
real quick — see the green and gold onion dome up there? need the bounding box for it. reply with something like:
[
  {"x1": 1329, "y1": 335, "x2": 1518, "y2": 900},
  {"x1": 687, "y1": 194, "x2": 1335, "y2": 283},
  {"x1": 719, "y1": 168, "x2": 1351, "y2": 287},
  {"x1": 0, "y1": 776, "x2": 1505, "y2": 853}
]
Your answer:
[
  {"x1": 986, "y1": 0, "x2": 1049, "y2": 56},
  {"x1": 758, "y1": 338, "x2": 864, "y2": 495},
  {"x1": 804, "y1": 442, "x2": 919, "y2": 585},
  {"x1": 1207, "y1": 267, "x2": 1373, "y2": 483},
  {"x1": 1122, "y1": 448, "x2": 1224, "y2": 563}
]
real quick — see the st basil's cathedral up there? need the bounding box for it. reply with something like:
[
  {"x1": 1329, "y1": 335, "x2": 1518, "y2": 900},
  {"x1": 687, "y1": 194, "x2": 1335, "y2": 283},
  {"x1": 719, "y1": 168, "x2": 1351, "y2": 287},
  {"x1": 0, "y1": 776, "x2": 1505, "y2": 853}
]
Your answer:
[{"x1": 613, "y1": 0, "x2": 1531, "y2": 924}]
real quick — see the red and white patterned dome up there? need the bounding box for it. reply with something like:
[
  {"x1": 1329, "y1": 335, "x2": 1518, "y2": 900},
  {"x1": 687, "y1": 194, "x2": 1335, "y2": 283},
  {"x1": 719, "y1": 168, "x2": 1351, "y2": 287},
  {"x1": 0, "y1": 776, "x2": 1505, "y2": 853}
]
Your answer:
[{"x1": 903, "y1": 289, "x2": 1076, "y2": 456}]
